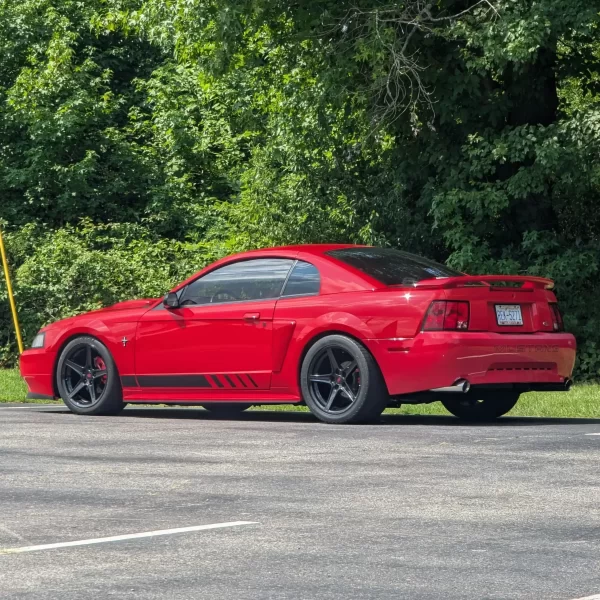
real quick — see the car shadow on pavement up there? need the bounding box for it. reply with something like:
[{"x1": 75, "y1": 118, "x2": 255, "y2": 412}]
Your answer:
[{"x1": 106, "y1": 407, "x2": 600, "y2": 427}]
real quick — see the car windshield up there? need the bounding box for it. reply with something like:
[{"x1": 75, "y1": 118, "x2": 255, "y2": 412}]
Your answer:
[{"x1": 327, "y1": 247, "x2": 462, "y2": 286}]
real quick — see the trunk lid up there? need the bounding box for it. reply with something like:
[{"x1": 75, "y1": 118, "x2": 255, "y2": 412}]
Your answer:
[{"x1": 411, "y1": 276, "x2": 558, "y2": 333}]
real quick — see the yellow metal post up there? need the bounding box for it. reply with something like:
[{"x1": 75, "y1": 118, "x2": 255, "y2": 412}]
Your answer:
[{"x1": 0, "y1": 225, "x2": 24, "y2": 354}]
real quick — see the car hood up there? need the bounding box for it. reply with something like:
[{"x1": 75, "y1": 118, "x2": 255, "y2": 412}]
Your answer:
[
  {"x1": 41, "y1": 298, "x2": 160, "y2": 332},
  {"x1": 94, "y1": 298, "x2": 160, "y2": 313}
]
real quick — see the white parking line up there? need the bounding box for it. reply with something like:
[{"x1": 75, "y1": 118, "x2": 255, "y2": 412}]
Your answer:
[
  {"x1": 570, "y1": 595, "x2": 600, "y2": 600},
  {"x1": 584, "y1": 433, "x2": 600, "y2": 436},
  {"x1": 0, "y1": 406, "x2": 57, "y2": 409},
  {"x1": 0, "y1": 521, "x2": 258, "y2": 554},
  {"x1": 0, "y1": 406, "x2": 61, "y2": 411}
]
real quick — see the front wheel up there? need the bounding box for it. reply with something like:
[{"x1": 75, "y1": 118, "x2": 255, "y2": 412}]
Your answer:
[
  {"x1": 300, "y1": 335, "x2": 388, "y2": 424},
  {"x1": 441, "y1": 391, "x2": 520, "y2": 421},
  {"x1": 56, "y1": 336, "x2": 125, "y2": 416}
]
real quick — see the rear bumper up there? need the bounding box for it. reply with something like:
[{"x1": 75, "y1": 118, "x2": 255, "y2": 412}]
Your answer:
[
  {"x1": 366, "y1": 332, "x2": 577, "y2": 396},
  {"x1": 20, "y1": 349, "x2": 57, "y2": 398}
]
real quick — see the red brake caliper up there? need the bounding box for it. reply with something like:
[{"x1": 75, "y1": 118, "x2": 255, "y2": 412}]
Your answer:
[{"x1": 94, "y1": 357, "x2": 108, "y2": 384}]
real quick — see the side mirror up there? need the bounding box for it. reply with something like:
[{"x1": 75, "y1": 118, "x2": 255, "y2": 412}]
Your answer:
[{"x1": 164, "y1": 292, "x2": 180, "y2": 309}]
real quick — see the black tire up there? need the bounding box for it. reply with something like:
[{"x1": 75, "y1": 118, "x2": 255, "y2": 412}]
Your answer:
[
  {"x1": 441, "y1": 391, "x2": 520, "y2": 422},
  {"x1": 56, "y1": 336, "x2": 125, "y2": 416},
  {"x1": 300, "y1": 334, "x2": 388, "y2": 424},
  {"x1": 201, "y1": 403, "x2": 251, "y2": 416}
]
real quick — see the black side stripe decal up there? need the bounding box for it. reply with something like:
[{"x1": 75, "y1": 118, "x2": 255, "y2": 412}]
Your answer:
[
  {"x1": 208, "y1": 374, "x2": 224, "y2": 388},
  {"x1": 137, "y1": 375, "x2": 211, "y2": 388},
  {"x1": 132, "y1": 374, "x2": 259, "y2": 389},
  {"x1": 121, "y1": 376, "x2": 138, "y2": 387}
]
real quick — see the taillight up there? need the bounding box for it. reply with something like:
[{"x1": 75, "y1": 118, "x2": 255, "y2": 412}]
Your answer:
[
  {"x1": 423, "y1": 301, "x2": 446, "y2": 330},
  {"x1": 423, "y1": 301, "x2": 470, "y2": 331},
  {"x1": 549, "y1": 303, "x2": 564, "y2": 332},
  {"x1": 444, "y1": 301, "x2": 470, "y2": 330}
]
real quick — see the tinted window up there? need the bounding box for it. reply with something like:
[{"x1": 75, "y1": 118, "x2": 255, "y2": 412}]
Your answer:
[
  {"x1": 181, "y1": 259, "x2": 294, "y2": 305},
  {"x1": 282, "y1": 261, "x2": 320, "y2": 296},
  {"x1": 327, "y1": 247, "x2": 462, "y2": 286}
]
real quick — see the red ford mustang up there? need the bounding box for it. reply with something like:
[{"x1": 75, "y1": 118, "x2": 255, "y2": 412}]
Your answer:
[{"x1": 20, "y1": 244, "x2": 576, "y2": 423}]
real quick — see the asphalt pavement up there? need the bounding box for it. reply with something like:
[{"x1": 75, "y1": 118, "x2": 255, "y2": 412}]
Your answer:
[{"x1": 0, "y1": 404, "x2": 599, "y2": 600}]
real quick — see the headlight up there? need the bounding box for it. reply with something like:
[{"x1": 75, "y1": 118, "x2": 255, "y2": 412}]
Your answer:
[{"x1": 31, "y1": 333, "x2": 45, "y2": 349}]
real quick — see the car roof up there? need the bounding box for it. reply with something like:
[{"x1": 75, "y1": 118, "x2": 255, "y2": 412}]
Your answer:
[{"x1": 231, "y1": 243, "x2": 365, "y2": 258}]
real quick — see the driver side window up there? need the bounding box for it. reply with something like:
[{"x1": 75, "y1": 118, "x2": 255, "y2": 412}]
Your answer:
[{"x1": 181, "y1": 258, "x2": 294, "y2": 306}]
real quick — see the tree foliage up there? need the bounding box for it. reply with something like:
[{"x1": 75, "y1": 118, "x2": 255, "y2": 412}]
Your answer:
[{"x1": 1, "y1": 0, "x2": 600, "y2": 377}]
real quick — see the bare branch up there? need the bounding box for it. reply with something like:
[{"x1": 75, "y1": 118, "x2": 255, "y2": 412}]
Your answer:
[{"x1": 332, "y1": 0, "x2": 500, "y2": 130}]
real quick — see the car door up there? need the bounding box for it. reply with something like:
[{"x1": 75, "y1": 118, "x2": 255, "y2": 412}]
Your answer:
[{"x1": 134, "y1": 258, "x2": 294, "y2": 395}]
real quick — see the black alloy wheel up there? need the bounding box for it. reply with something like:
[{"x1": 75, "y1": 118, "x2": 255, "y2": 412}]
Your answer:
[
  {"x1": 62, "y1": 345, "x2": 108, "y2": 408},
  {"x1": 308, "y1": 346, "x2": 362, "y2": 414},
  {"x1": 300, "y1": 334, "x2": 388, "y2": 424},
  {"x1": 56, "y1": 336, "x2": 125, "y2": 415}
]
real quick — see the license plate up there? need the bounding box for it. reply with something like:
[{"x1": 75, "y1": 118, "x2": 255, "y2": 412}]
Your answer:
[{"x1": 495, "y1": 304, "x2": 523, "y2": 326}]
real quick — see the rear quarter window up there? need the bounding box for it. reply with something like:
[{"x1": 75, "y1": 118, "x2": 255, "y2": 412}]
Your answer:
[{"x1": 281, "y1": 261, "x2": 320, "y2": 296}]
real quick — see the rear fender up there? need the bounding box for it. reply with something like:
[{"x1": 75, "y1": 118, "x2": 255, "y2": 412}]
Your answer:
[
  {"x1": 270, "y1": 311, "x2": 381, "y2": 395},
  {"x1": 296, "y1": 311, "x2": 375, "y2": 345}
]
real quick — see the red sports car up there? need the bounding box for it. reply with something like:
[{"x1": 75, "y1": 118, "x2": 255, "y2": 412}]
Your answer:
[{"x1": 20, "y1": 245, "x2": 576, "y2": 423}]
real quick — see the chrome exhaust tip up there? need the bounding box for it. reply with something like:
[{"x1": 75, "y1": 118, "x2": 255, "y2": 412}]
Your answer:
[{"x1": 430, "y1": 379, "x2": 471, "y2": 394}]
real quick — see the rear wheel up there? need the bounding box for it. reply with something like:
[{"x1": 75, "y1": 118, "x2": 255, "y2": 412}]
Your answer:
[
  {"x1": 56, "y1": 336, "x2": 125, "y2": 416},
  {"x1": 201, "y1": 403, "x2": 251, "y2": 416},
  {"x1": 441, "y1": 391, "x2": 520, "y2": 421},
  {"x1": 300, "y1": 335, "x2": 388, "y2": 424}
]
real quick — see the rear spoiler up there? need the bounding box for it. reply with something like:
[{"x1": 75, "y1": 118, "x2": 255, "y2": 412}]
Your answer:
[{"x1": 404, "y1": 275, "x2": 555, "y2": 291}]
